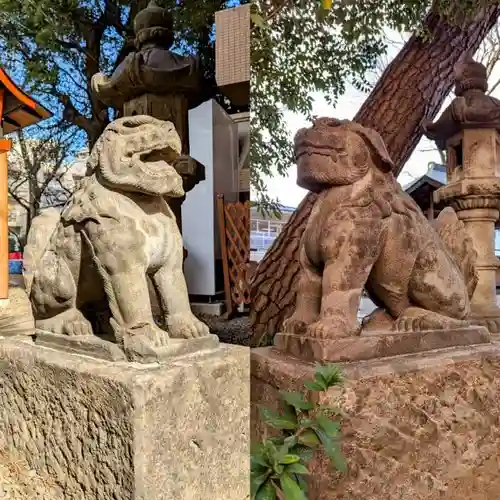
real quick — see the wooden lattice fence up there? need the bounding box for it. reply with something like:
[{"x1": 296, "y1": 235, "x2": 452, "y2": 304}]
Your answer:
[{"x1": 216, "y1": 194, "x2": 251, "y2": 315}]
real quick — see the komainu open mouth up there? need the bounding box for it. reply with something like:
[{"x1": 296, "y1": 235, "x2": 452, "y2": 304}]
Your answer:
[
  {"x1": 294, "y1": 138, "x2": 338, "y2": 160},
  {"x1": 140, "y1": 144, "x2": 179, "y2": 165}
]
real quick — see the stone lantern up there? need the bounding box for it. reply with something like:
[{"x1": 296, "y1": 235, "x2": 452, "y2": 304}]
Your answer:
[
  {"x1": 423, "y1": 56, "x2": 500, "y2": 333},
  {"x1": 91, "y1": 0, "x2": 204, "y2": 232}
]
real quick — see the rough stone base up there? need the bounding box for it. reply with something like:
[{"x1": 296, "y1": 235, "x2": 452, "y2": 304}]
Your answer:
[
  {"x1": 0, "y1": 337, "x2": 250, "y2": 500},
  {"x1": 34, "y1": 329, "x2": 221, "y2": 364},
  {"x1": 274, "y1": 326, "x2": 490, "y2": 362},
  {"x1": 251, "y1": 343, "x2": 500, "y2": 500}
]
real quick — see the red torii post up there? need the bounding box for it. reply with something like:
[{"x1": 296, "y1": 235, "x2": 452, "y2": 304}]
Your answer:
[{"x1": 0, "y1": 68, "x2": 52, "y2": 299}]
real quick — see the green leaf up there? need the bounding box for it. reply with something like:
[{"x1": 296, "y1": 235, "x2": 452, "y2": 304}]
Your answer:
[
  {"x1": 259, "y1": 407, "x2": 298, "y2": 430},
  {"x1": 251, "y1": 443, "x2": 265, "y2": 456},
  {"x1": 280, "y1": 391, "x2": 314, "y2": 411},
  {"x1": 250, "y1": 12, "x2": 266, "y2": 29},
  {"x1": 331, "y1": 446, "x2": 348, "y2": 474},
  {"x1": 293, "y1": 445, "x2": 314, "y2": 463},
  {"x1": 262, "y1": 440, "x2": 279, "y2": 460},
  {"x1": 268, "y1": 436, "x2": 285, "y2": 446},
  {"x1": 251, "y1": 471, "x2": 271, "y2": 497},
  {"x1": 34, "y1": 27, "x2": 52, "y2": 45},
  {"x1": 274, "y1": 463, "x2": 284, "y2": 475},
  {"x1": 286, "y1": 462, "x2": 310, "y2": 476},
  {"x1": 280, "y1": 472, "x2": 307, "y2": 500},
  {"x1": 313, "y1": 373, "x2": 328, "y2": 391},
  {"x1": 255, "y1": 481, "x2": 277, "y2": 500},
  {"x1": 314, "y1": 428, "x2": 347, "y2": 473},
  {"x1": 283, "y1": 435, "x2": 298, "y2": 449},
  {"x1": 282, "y1": 402, "x2": 298, "y2": 420},
  {"x1": 272, "y1": 436, "x2": 297, "y2": 464},
  {"x1": 251, "y1": 453, "x2": 270, "y2": 471},
  {"x1": 304, "y1": 380, "x2": 326, "y2": 391},
  {"x1": 314, "y1": 427, "x2": 333, "y2": 454},
  {"x1": 299, "y1": 418, "x2": 313, "y2": 428},
  {"x1": 298, "y1": 430, "x2": 321, "y2": 448},
  {"x1": 275, "y1": 441, "x2": 292, "y2": 463},
  {"x1": 316, "y1": 414, "x2": 341, "y2": 438},
  {"x1": 296, "y1": 473, "x2": 309, "y2": 493},
  {"x1": 314, "y1": 364, "x2": 343, "y2": 388},
  {"x1": 279, "y1": 454, "x2": 301, "y2": 465}
]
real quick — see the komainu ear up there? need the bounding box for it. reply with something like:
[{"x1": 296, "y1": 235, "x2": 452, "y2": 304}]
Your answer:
[{"x1": 349, "y1": 122, "x2": 394, "y2": 173}]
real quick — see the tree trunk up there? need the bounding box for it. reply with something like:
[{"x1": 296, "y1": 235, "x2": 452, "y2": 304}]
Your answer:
[{"x1": 249, "y1": 4, "x2": 500, "y2": 347}]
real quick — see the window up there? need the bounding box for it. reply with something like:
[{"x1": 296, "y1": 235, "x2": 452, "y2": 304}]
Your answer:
[{"x1": 255, "y1": 219, "x2": 270, "y2": 233}]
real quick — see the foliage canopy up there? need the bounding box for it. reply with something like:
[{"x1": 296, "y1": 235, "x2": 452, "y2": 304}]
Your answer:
[
  {"x1": 0, "y1": 0, "x2": 247, "y2": 147},
  {"x1": 251, "y1": 0, "x2": 500, "y2": 209}
]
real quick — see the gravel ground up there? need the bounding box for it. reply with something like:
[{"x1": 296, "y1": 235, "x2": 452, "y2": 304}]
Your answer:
[
  {"x1": 195, "y1": 313, "x2": 252, "y2": 346},
  {"x1": 0, "y1": 450, "x2": 63, "y2": 500}
]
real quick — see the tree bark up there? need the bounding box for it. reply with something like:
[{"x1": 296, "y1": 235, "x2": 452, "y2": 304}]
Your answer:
[{"x1": 249, "y1": 4, "x2": 500, "y2": 347}]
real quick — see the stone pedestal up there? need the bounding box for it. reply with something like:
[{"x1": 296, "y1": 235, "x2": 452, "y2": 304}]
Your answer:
[
  {"x1": 252, "y1": 342, "x2": 500, "y2": 500},
  {"x1": 274, "y1": 326, "x2": 490, "y2": 362},
  {"x1": 0, "y1": 337, "x2": 250, "y2": 500}
]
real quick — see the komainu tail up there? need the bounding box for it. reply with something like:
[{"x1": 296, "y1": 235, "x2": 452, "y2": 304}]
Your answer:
[
  {"x1": 432, "y1": 207, "x2": 478, "y2": 299},
  {"x1": 23, "y1": 208, "x2": 61, "y2": 296}
]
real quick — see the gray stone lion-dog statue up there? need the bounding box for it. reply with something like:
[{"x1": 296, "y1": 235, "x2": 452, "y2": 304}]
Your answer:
[{"x1": 23, "y1": 115, "x2": 210, "y2": 361}]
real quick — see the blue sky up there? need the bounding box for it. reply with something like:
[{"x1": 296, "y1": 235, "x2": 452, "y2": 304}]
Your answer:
[{"x1": 3, "y1": 0, "x2": 246, "y2": 157}]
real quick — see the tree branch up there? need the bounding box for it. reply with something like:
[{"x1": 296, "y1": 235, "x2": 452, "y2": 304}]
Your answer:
[{"x1": 7, "y1": 188, "x2": 30, "y2": 213}]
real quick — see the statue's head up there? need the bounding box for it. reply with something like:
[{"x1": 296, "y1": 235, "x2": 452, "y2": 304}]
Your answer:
[
  {"x1": 87, "y1": 115, "x2": 184, "y2": 198},
  {"x1": 294, "y1": 118, "x2": 394, "y2": 192}
]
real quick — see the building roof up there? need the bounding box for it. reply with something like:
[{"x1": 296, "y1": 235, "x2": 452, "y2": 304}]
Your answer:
[
  {"x1": 0, "y1": 67, "x2": 52, "y2": 134},
  {"x1": 403, "y1": 162, "x2": 447, "y2": 194}
]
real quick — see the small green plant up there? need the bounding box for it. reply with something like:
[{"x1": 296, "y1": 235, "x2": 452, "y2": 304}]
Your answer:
[{"x1": 251, "y1": 364, "x2": 346, "y2": 500}]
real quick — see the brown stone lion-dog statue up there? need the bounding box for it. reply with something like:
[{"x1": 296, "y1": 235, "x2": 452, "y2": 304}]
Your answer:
[
  {"x1": 23, "y1": 115, "x2": 210, "y2": 359},
  {"x1": 283, "y1": 117, "x2": 478, "y2": 338}
]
